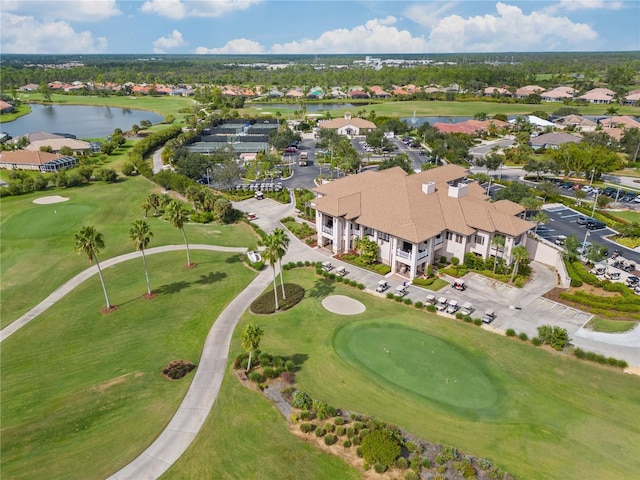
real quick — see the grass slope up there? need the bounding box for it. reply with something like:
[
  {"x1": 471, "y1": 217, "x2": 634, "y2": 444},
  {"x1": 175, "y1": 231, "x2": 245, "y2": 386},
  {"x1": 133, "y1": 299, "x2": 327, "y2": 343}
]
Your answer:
[
  {"x1": 0, "y1": 176, "x2": 258, "y2": 327},
  {"x1": 0, "y1": 250, "x2": 256, "y2": 480},
  {"x1": 193, "y1": 269, "x2": 640, "y2": 480}
]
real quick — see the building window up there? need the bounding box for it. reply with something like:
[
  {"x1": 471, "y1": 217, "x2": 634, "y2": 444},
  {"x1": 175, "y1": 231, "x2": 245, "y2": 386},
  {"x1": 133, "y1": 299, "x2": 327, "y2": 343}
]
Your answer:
[
  {"x1": 434, "y1": 234, "x2": 442, "y2": 245},
  {"x1": 475, "y1": 235, "x2": 485, "y2": 245},
  {"x1": 379, "y1": 232, "x2": 390, "y2": 242},
  {"x1": 446, "y1": 232, "x2": 453, "y2": 241},
  {"x1": 455, "y1": 234, "x2": 463, "y2": 243}
]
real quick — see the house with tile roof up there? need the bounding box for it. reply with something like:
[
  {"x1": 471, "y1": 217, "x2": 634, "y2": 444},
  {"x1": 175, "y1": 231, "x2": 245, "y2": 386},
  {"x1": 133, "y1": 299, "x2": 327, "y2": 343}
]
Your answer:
[
  {"x1": 484, "y1": 87, "x2": 511, "y2": 97},
  {"x1": 541, "y1": 86, "x2": 576, "y2": 102},
  {"x1": 312, "y1": 164, "x2": 533, "y2": 278},
  {"x1": 529, "y1": 132, "x2": 582, "y2": 150},
  {"x1": 0, "y1": 150, "x2": 77, "y2": 172},
  {"x1": 318, "y1": 112, "x2": 376, "y2": 136},
  {"x1": 0, "y1": 100, "x2": 15, "y2": 114},
  {"x1": 598, "y1": 115, "x2": 640, "y2": 129},
  {"x1": 623, "y1": 92, "x2": 640, "y2": 106},
  {"x1": 515, "y1": 85, "x2": 545, "y2": 99},
  {"x1": 553, "y1": 115, "x2": 597, "y2": 131},
  {"x1": 577, "y1": 88, "x2": 615, "y2": 104}
]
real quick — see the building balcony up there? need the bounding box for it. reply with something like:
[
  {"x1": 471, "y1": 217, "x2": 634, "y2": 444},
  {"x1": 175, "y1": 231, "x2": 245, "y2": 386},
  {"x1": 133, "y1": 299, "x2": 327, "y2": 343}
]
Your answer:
[
  {"x1": 396, "y1": 249, "x2": 412, "y2": 260},
  {"x1": 322, "y1": 225, "x2": 334, "y2": 235},
  {"x1": 417, "y1": 249, "x2": 429, "y2": 260}
]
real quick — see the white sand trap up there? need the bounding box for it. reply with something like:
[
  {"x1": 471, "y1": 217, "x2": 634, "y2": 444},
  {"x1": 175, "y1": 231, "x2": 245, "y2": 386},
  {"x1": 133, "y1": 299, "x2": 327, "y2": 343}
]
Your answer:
[
  {"x1": 322, "y1": 295, "x2": 366, "y2": 315},
  {"x1": 33, "y1": 195, "x2": 69, "y2": 205}
]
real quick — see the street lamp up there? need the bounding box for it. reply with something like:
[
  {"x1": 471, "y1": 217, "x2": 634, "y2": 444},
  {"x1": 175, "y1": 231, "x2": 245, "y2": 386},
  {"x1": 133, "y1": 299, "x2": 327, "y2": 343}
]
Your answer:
[
  {"x1": 589, "y1": 168, "x2": 595, "y2": 188},
  {"x1": 207, "y1": 167, "x2": 211, "y2": 188},
  {"x1": 582, "y1": 189, "x2": 599, "y2": 250}
]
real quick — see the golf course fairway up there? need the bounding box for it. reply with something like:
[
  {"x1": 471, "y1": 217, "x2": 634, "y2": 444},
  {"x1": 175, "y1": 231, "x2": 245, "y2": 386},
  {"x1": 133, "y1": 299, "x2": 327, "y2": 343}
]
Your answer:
[{"x1": 334, "y1": 322, "x2": 498, "y2": 410}]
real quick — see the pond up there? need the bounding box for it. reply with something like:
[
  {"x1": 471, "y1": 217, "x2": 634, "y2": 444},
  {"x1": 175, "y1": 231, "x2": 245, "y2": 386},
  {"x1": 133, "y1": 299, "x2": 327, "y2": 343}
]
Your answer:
[{"x1": 0, "y1": 104, "x2": 165, "y2": 139}]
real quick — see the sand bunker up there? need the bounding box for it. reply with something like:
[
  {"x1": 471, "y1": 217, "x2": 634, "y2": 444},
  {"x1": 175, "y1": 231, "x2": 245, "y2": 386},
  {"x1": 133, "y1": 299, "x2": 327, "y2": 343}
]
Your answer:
[
  {"x1": 33, "y1": 195, "x2": 70, "y2": 205},
  {"x1": 321, "y1": 295, "x2": 366, "y2": 315}
]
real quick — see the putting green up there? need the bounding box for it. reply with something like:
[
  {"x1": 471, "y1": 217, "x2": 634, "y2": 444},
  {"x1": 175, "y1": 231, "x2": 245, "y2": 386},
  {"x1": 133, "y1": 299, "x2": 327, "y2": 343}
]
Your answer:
[
  {"x1": 335, "y1": 323, "x2": 498, "y2": 410},
  {"x1": 3, "y1": 203, "x2": 92, "y2": 239}
]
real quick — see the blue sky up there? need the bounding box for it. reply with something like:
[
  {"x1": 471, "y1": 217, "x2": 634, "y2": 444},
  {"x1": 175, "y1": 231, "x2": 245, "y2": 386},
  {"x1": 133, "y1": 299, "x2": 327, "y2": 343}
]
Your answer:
[{"x1": 1, "y1": 1, "x2": 638, "y2": 55}]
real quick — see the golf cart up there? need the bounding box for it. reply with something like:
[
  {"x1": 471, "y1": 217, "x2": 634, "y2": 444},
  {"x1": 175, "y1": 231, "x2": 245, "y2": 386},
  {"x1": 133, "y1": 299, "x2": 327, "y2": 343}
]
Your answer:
[
  {"x1": 395, "y1": 285, "x2": 408, "y2": 297},
  {"x1": 376, "y1": 280, "x2": 389, "y2": 293},
  {"x1": 589, "y1": 264, "x2": 606, "y2": 276},
  {"x1": 452, "y1": 279, "x2": 466, "y2": 291},
  {"x1": 446, "y1": 299, "x2": 459, "y2": 314},
  {"x1": 604, "y1": 269, "x2": 621, "y2": 281},
  {"x1": 460, "y1": 301, "x2": 474, "y2": 316},
  {"x1": 436, "y1": 296, "x2": 448, "y2": 311},
  {"x1": 336, "y1": 266, "x2": 347, "y2": 276},
  {"x1": 482, "y1": 309, "x2": 496, "y2": 324},
  {"x1": 247, "y1": 212, "x2": 257, "y2": 221},
  {"x1": 554, "y1": 235, "x2": 567, "y2": 246},
  {"x1": 322, "y1": 261, "x2": 333, "y2": 272},
  {"x1": 254, "y1": 191, "x2": 264, "y2": 200},
  {"x1": 425, "y1": 294, "x2": 437, "y2": 305}
]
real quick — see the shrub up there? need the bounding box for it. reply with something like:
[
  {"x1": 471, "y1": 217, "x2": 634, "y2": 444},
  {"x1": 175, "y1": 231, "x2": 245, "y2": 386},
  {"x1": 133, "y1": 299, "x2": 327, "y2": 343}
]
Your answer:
[
  {"x1": 335, "y1": 275, "x2": 344, "y2": 283},
  {"x1": 300, "y1": 423, "x2": 315, "y2": 433},
  {"x1": 505, "y1": 328, "x2": 516, "y2": 337},
  {"x1": 395, "y1": 296, "x2": 404, "y2": 302},
  {"x1": 395, "y1": 456, "x2": 409, "y2": 469},
  {"x1": 325, "y1": 422, "x2": 336, "y2": 433},
  {"x1": 360, "y1": 429, "x2": 401, "y2": 467},
  {"x1": 414, "y1": 301, "x2": 424, "y2": 309},
  {"x1": 292, "y1": 390, "x2": 313, "y2": 410},
  {"x1": 249, "y1": 283, "x2": 305, "y2": 314},
  {"x1": 404, "y1": 471, "x2": 420, "y2": 480},
  {"x1": 386, "y1": 292, "x2": 395, "y2": 299},
  {"x1": 356, "y1": 447, "x2": 363, "y2": 457},
  {"x1": 346, "y1": 427, "x2": 355, "y2": 438},
  {"x1": 324, "y1": 434, "x2": 338, "y2": 446},
  {"x1": 162, "y1": 360, "x2": 195, "y2": 379},
  {"x1": 422, "y1": 457, "x2": 433, "y2": 468},
  {"x1": 478, "y1": 458, "x2": 493, "y2": 470},
  {"x1": 280, "y1": 370, "x2": 295, "y2": 384},
  {"x1": 463, "y1": 315, "x2": 472, "y2": 323},
  {"x1": 518, "y1": 332, "x2": 528, "y2": 341},
  {"x1": 404, "y1": 298, "x2": 413, "y2": 305},
  {"x1": 263, "y1": 366, "x2": 279, "y2": 379},
  {"x1": 426, "y1": 305, "x2": 437, "y2": 312},
  {"x1": 374, "y1": 463, "x2": 388, "y2": 473},
  {"x1": 352, "y1": 436, "x2": 362, "y2": 445},
  {"x1": 349, "y1": 279, "x2": 358, "y2": 287},
  {"x1": 455, "y1": 459, "x2": 477, "y2": 479},
  {"x1": 336, "y1": 426, "x2": 345, "y2": 436},
  {"x1": 315, "y1": 426, "x2": 326, "y2": 437},
  {"x1": 531, "y1": 337, "x2": 542, "y2": 346},
  {"x1": 358, "y1": 283, "x2": 365, "y2": 290},
  {"x1": 334, "y1": 417, "x2": 345, "y2": 426},
  {"x1": 343, "y1": 439, "x2": 352, "y2": 448},
  {"x1": 248, "y1": 371, "x2": 265, "y2": 383}
]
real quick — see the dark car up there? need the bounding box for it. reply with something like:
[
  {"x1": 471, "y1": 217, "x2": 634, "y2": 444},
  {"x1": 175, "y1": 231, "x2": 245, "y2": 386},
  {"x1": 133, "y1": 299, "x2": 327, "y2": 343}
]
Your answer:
[
  {"x1": 586, "y1": 219, "x2": 606, "y2": 230},
  {"x1": 284, "y1": 146, "x2": 297, "y2": 153}
]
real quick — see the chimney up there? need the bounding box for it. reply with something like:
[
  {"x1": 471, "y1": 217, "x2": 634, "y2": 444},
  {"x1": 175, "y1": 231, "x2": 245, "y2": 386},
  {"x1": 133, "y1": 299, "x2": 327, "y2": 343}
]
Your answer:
[
  {"x1": 422, "y1": 182, "x2": 436, "y2": 195},
  {"x1": 344, "y1": 111, "x2": 352, "y2": 120},
  {"x1": 448, "y1": 183, "x2": 468, "y2": 198}
]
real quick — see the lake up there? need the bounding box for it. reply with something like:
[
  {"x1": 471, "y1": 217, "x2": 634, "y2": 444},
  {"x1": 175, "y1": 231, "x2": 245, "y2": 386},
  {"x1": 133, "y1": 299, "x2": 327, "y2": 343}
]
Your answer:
[{"x1": 0, "y1": 104, "x2": 165, "y2": 139}]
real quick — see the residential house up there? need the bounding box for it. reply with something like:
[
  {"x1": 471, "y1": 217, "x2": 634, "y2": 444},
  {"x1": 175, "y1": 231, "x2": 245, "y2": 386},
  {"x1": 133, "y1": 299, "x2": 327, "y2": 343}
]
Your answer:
[
  {"x1": 553, "y1": 115, "x2": 597, "y2": 131},
  {"x1": 26, "y1": 137, "x2": 91, "y2": 154},
  {"x1": 541, "y1": 86, "x2": 576, "y2": 102},
  {"x1": 19, "y1": 83, "x2": 40, "y2": 91},
  {"x1": 318, "y1": 112, "x2": 376, "y2": 136},
  {"x1": 484, "y1": 87, "x2": 511, "y2": 97},
  {"x1": 433, "y1": 119, "x2": 509, "y2": 135},
  {"x1": 0, "y1": 150, "x2": 77, "y2": 172},
  {"x1": 623, "y1": 89, "x2": 640, "y2": 106},
  {"x1": 529, "y1": 132, "x2": 582, "y2": 150},
  {"x1": 598, "y1": 115, "x2": 640, "y2": 130},
  {"x1": 514, "y1": 85, "x2": 545, "y2": 99},
  {"x1": 285, "y1": 88, "x2": 304, "y2": 99},
  {"x1": 347, "y1": 89, "x2": 370, "y2": 99},
  {"x1": 509, "y1": 115, "x2": 555, "y2": 128},
  {"x1": 312, "y1": 164, "x2": 533, "y2": 279},
  {"x1": 0, "y1": 100, "x2": 15, "y2": 114},
  {"x1": 307, "y1": 87, "x2": 325, "y2": 99},
  {"x1": 369, "y1": 86, "x2": 391, "y2": 98},
  {"x1": 577, "y1": 88, "x2": 615, "y2": 104}
]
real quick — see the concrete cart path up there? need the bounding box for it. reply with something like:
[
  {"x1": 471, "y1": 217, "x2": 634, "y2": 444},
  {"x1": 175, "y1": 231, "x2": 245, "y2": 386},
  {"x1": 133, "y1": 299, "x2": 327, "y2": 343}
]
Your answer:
[{"x1": 0, "y1": 244, "x2": 247, "y2": 343}]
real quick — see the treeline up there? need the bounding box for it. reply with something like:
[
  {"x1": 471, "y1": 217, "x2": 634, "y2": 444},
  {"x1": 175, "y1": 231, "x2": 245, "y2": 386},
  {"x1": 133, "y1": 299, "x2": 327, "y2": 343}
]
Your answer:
[{"x1": 1, "y1": 52, "x2": 638, "y2": 92}]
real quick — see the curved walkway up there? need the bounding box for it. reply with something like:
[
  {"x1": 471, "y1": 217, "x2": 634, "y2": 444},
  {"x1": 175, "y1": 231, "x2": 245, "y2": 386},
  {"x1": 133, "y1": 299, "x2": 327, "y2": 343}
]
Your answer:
[{"x1": 0, "y1": 244, "x2": 247, "y2": 343}]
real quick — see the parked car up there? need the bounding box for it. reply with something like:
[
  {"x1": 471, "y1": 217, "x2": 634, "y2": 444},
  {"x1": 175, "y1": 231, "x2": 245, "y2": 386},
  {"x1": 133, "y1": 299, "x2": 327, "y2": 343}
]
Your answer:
[
  {"x1": 576, "y1": 216, "x2": 591, "y2": 226},
  {"x1": 586, "y1": 219, "x2": 606, "y2": 230},
  {"x1": 577, "y1": 241, "x2": 592, "y2": 255},
  {"x1": 284, "y1": 146, "x2": 297, "y2": 153}
]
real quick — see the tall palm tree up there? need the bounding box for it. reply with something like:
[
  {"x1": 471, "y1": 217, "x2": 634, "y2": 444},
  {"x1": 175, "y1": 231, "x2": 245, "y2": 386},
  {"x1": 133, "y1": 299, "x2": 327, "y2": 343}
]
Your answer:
[
  {"x1": 271, "y1": 228, "x2": 290, "y2": 299},
  {"x1": 74, "y1": 226, "x2": 112, "y2": 310},
  {"x1": 262, "y1": 235, "x2": 280, "y2": 311},
  {"x1": 492, "y1": 235, "x2": 506, "y2": 274},
  {"x1": 141, "y1": 197, "x2": 154, "y2": 218},
  {"x1": 166, "y1": 200, "x2": 193, "y2": 267},
  {"x1": 129, "y1": 219, "x2": 154, "y2": 296},
  {"x1": 241, "y1": 323, "x2": 264, "y2": 372},
  {"x1": 510, "y1": 246, "x2": 529, "y2": 284}
]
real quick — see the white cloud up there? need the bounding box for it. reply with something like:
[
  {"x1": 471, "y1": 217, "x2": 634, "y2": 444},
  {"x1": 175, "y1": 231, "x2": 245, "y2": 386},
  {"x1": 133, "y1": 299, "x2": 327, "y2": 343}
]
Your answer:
[
  {"x1": 424, "y1": 2, "x2": 599, "y2": 52},
  {"x1": 153, "y1": 30, "x2": 187, "y2": 53},
  {"x1": 404, "y1": 1, "x2": 459, "y2": 28},
  {"x1": 557, "y1": 0, "x2": 623, "y2": 11},
  {"x1": 195, "y1": 38, "x2": 266, "y2": 54},
  {"x1": 1, "y1": 0, "x2": 121, "y2": 22},
  {"x1": 269, "y1": 17, "x2": 429, "y2": 54},
  {"x1": 0, "y1": 13, "x2": 108, "y2": 53},
  {"x1": 140, "y1": 0, "x2": 261, "y2": 20}
]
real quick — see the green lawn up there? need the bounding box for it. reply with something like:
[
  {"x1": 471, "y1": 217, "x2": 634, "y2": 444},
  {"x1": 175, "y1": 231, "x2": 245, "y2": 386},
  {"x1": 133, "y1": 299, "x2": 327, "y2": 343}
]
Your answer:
[
  {"x1": 242, "y1": 100, "x2": 640, "y2": 119},
  {"x1": 0, "y1": 177, "x2": 258, "y2": 327},
  {"x1": 166, "y1": 268, "x2": 640, "y2": 480},
  {"x1": 609, "y1": 210, "x2": 640, "y2": 224},
  {"x1": 0, "y1": 250, "x2": 257, "y2": 480},
  {"x1": 587, "y1": 317, "x2": 639, "y2": 333}
]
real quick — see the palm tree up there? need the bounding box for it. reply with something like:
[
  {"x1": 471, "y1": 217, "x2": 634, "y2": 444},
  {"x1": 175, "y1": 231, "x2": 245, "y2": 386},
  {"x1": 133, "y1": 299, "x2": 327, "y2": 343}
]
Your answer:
[
  {"x1": 492, "y1": 235, "x2": 506, "y2": 273},
  {"x1": 129, "y1": 219, "x2": 154, "y2": 296},
  {"x1": 166, "y1": 200, "x2": 193, "y2": 267},
  {"x1": 271, "y1": 228, "x2": 290, "y2": 299},
  {"x1": 510, "y1": 246, "x2": 529, "y2": 283},
  {"x1": 74, "y1": 226, "x2": 112, "y2": 310},
  {"x1": 148, "y1": 193, "x2": 161, "y2": 216},
  {"x1": 241, "y1": 323, "x2": 264, "y2": 372},
  {"x1": 532, "y1": 211, "x2": 549, "y2": 234},
  {"x1": 141, "y1": 197, "x2": 154, "y2": 218},
  {"x1": 262, "y1": 235, "x2": 280, "y2": 311}
]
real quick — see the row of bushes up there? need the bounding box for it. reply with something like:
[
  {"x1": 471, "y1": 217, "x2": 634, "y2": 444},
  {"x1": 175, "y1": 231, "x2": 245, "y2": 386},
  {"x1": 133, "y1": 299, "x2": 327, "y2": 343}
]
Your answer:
[
  {"x1": 559, "y1": 289, "x2": 640, "y2": 318},
  {"x1": 338, "y1": 254, "x2": 392, "y2": 275},
  {"x1": 573, "y1": 347, "x2": 629, "y2": 368},
  {"x1": 287, "y1": 388, "x2": 511, "y2": 480}
]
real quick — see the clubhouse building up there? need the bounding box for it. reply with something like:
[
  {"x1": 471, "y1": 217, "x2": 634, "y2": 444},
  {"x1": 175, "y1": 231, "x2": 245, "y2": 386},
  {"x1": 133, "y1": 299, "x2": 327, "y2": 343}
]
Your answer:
[{"x1": 312, "y1": 165, "x2": 534, "y2": 279}]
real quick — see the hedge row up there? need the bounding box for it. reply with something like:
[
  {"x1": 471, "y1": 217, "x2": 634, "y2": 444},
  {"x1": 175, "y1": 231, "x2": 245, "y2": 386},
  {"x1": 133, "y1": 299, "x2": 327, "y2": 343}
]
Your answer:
[{"x1": 249, "y1": 283, "x2": 306, "y2": 314}]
